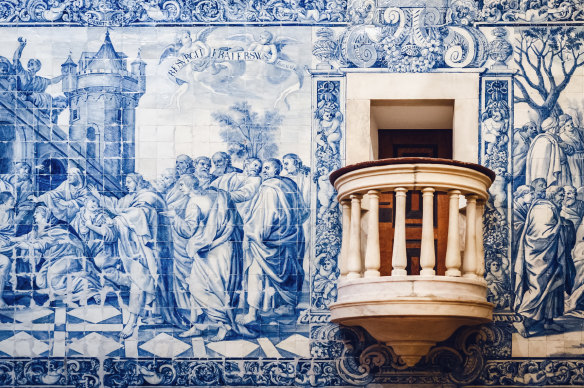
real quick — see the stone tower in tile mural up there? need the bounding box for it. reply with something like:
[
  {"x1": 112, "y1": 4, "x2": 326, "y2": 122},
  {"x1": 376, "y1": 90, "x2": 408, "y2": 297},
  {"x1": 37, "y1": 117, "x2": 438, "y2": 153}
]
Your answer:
[{"x1": 61, "y1": 31, "x2": 146, "y2": 191}]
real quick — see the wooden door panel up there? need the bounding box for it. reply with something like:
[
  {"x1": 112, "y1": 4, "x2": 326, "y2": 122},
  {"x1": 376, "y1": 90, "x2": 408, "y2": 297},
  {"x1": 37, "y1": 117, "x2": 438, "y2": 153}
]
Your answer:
[
  {"x1": 378, "y1": 191, "x2": 448, "y2": 276},
  {"x1": 378, "y1": 129, "x2": 452, "y2": 159},
  {"x1": 377, "y1": 129, "x2": 452, "y2": 276}
]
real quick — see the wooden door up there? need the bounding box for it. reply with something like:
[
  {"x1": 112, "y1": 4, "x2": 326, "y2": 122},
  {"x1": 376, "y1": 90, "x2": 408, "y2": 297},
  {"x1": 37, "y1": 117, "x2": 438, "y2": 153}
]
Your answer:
[{"x1": 378, "y1": 129, "x2": 452, "y2": 276}]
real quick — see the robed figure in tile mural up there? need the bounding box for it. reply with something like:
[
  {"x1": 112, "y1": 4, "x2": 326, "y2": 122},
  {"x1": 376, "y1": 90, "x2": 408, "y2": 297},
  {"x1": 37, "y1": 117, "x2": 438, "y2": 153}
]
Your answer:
[
  {"x1": 12, "y1": 37, "x2": 66, "y2": 118},
  {"x1": 31, "y1": 167, "x2": 88, "y2": 223},
  {"x1": 161, "y1": 169, "x2": 194, "y2": 321},
  {"x1": 167, "y1": 174, "x2": 244, "y2": 341},
  {"x1": 513, "y1": 114, "x2": 584, "y2": 338},
  {"x1": 0, "y1": 162, "x2": 34, "y2": 236},
  {"x1": 90, "y1": 173, "x2": 172, "y2": 338},
  {"x1": 211, "y1": 157, "x2": 263, "y2": 218},
  {"x1": 559, "y1": 114, "x2": 584, "y2": 188},
  {"x1": 525, "y1": 117, "x2": 573, "y2": 188},
  {"x1": 514, "y1": 186, "x2": 575, "y2": 337},
  {"x1": 11, "y1": 206, "x2": 101, "y2": 307},
  {"x1": 236, "y1": 158, "x2": 309, "y2": 325}
]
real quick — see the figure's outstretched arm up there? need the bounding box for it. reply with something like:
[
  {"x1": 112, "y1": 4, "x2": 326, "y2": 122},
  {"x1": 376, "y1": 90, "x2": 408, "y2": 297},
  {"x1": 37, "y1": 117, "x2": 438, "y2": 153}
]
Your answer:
[
  {"x1": 48, "y1": 74, "x2": 64, "y2": 85},
  {"x1": 229, "y1": 179, "x2": 260, "y2": 202},
  {"x1": 13, "y1": 37, "x2": 26, "y2": 71}
]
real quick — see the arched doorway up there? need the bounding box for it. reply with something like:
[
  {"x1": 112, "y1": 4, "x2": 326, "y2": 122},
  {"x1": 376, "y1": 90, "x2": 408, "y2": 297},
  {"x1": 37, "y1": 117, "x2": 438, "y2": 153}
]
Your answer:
[{"x1": 37, "y1": 158, "x2": 67, "y2": 192}]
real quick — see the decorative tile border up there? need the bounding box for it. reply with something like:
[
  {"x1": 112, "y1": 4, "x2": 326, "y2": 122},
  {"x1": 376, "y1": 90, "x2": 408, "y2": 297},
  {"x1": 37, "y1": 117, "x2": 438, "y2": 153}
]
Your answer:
[{"x1": 0, "y1": 0, "x2": 348, "y2": 25}]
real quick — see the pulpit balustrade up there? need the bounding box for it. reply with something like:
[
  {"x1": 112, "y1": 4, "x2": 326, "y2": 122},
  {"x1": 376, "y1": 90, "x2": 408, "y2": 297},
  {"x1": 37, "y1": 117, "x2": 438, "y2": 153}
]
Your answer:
[{"x1": 329, "y1": 158, "x2": 495, "y2": 367}]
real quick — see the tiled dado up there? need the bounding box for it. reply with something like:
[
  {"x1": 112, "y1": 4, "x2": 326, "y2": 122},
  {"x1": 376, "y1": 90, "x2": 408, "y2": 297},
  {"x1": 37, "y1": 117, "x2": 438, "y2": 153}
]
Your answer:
[{"x1": 0, "y1": 305, "x2": 311, "y2": 359}]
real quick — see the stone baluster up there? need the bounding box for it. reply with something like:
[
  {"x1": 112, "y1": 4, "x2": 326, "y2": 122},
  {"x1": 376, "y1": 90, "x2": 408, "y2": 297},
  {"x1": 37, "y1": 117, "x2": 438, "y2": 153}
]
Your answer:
[
  {"x1": 339, "y1": 199, "x2": 351, "y2": 278},
  {"x1": 347, "y1": 194, "x2": 363, "y2": 279},
  {"x1": 364, "y1": 190, "x2": 381, "y2": 278},
  {"x1": 420, "y1": 188, "x2": 436, "y2": 276},
  {"x1": 463, "y1": 195, "x2": 478, "y2": 278},
  {"x1": 445, "y1": 190, "x2": 461, "y2": 276},
  {"x1": 392, "y1": 188, "x2": 408, "y2": 276},
  {"x1": 475, "y1": 199, "x2": 485, "y2": 277}
]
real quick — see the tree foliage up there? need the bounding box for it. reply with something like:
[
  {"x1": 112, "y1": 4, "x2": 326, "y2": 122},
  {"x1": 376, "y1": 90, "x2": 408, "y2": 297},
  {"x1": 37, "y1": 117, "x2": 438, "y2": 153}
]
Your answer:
[
  {"x1": 514, "y1": 27, "x2": 584, "y2": 121},
  {"x1": 212, "y1": 101, "x2": 282, "y2": 161}
]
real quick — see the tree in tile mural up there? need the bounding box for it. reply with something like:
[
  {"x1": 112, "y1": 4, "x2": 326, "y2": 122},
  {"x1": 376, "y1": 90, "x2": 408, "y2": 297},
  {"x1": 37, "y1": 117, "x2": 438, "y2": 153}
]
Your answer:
[
  {"x1": 514, "y1": 27, "x2": 584, "y2": 121},
  {"x1": 512, "y1": 26, "x2": 584, "y2": 338},
  {"x1": 213, "y1": 101, "x2": 282, "y2": 161}
]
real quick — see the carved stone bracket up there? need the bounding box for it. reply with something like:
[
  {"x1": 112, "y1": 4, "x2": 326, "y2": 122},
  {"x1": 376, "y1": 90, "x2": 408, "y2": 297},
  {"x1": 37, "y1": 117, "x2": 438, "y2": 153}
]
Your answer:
[
  {"x1": 332, "y1": 323, "x2": 510, "y2": 385},
  {"x1": 335, "y1": 326, "x2": 407, "y2": 386}
]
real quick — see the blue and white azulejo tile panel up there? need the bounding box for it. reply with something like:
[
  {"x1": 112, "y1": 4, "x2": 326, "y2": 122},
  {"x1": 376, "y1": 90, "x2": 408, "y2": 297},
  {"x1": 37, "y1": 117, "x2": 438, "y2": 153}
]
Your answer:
[
  {"x1": 2, "y1": 0, "x2": 584, "y2": 386},
  {"x1": 0, "y1": 26, "x2": 334, "y2": 386}
]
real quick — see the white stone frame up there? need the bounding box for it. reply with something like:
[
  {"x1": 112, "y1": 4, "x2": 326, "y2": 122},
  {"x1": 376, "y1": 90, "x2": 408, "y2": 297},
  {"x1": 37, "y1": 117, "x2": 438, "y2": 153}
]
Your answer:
[{"x1": 344, "y1": 71, "x2": 482, "y2": 164}]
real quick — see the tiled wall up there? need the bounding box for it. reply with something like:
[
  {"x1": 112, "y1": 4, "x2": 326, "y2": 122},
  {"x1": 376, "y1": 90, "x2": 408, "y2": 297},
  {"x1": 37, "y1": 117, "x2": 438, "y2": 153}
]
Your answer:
[{"x1": 0, "y1": 0, "x2": 584, "y2": 386}]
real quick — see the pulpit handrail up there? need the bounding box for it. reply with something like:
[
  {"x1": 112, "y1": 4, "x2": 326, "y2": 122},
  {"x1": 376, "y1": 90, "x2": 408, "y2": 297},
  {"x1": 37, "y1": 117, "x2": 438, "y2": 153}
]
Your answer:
[{"x1": 330, "y1": 157, "x2": 496, "y2": 185}]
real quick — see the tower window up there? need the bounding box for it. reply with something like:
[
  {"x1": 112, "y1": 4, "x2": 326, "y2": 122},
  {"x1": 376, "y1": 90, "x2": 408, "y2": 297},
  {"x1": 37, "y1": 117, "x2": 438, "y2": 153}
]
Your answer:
[
  {"x1": 71, "y1": 109, "x2": 79, "y2": 122},
  {"x1": 87, "y1": 127, "x2": 97, "y2": 159}
]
